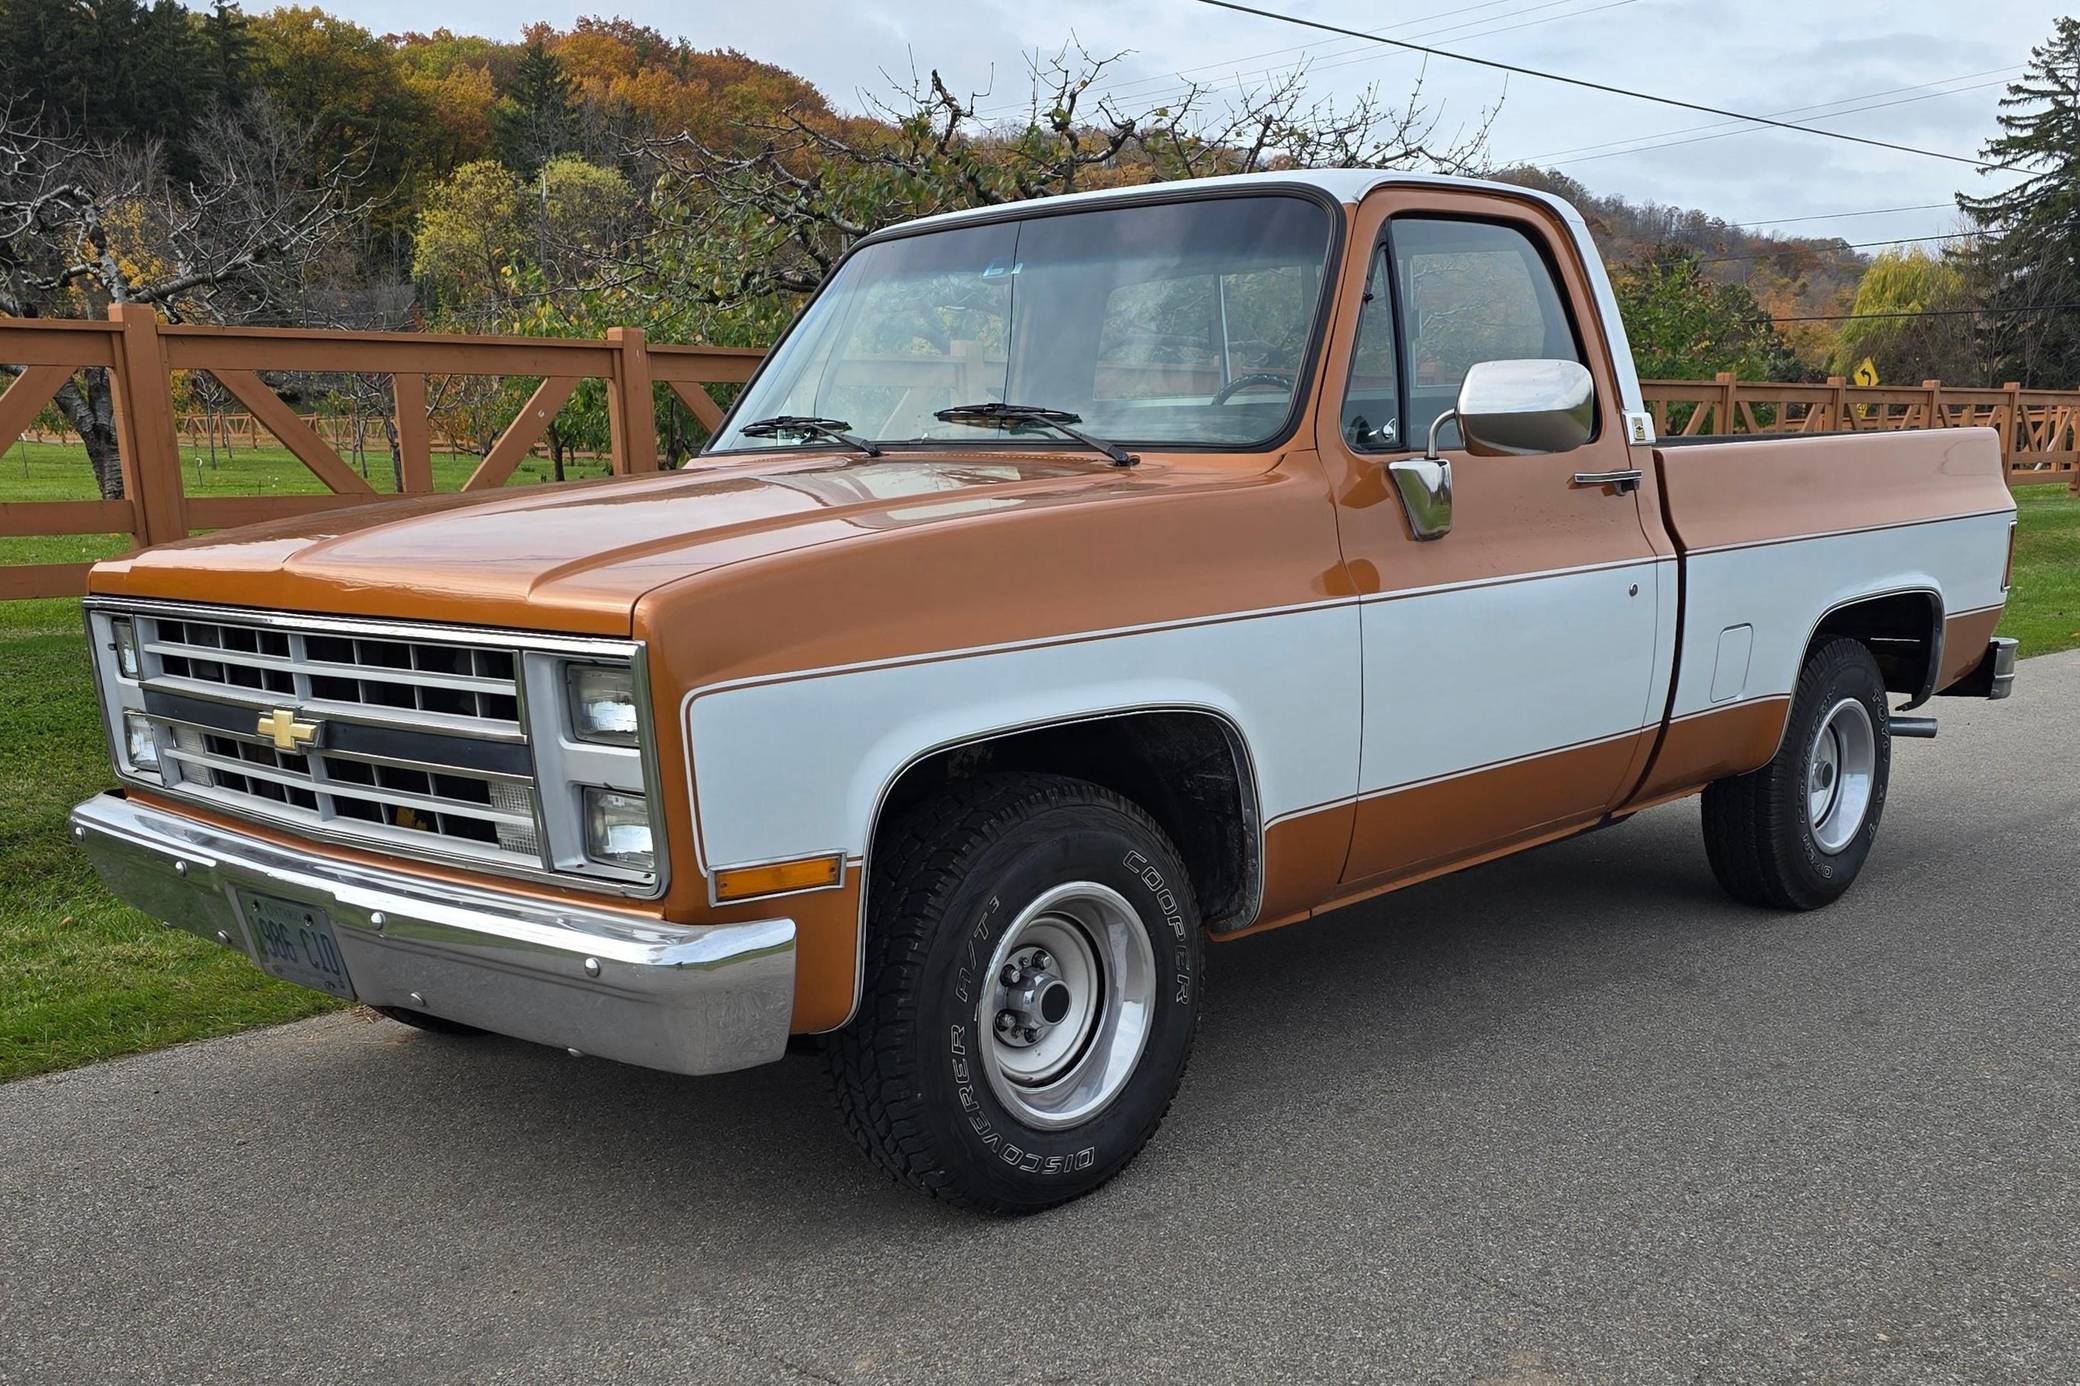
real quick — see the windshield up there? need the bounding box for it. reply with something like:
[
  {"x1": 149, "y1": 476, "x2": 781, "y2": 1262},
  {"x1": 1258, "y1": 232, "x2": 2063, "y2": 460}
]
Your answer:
[{"x1": 709, "y1": 194, "x2": 1336, "y2": 454}]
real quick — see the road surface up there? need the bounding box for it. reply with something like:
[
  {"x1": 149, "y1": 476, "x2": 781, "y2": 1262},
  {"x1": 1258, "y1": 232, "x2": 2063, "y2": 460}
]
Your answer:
[{"x1": 4, "y1": 651, "x2": 2077, "y2": 1384}]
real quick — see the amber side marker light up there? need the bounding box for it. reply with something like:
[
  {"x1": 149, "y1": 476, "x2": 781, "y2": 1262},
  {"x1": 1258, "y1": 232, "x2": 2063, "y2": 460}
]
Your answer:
[{"x1": 712, "y1": 853, "x2": 845, "y2": 902}]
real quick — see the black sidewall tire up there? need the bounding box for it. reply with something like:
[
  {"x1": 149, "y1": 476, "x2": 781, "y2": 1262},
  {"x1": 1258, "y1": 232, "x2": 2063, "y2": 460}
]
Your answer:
[
  {"x1": 1774, "y1": 641, "x2": 1892, "y2": 905},
  {"x1": 911, "y1": 807, "x2": 1200, "y2": 1210}
]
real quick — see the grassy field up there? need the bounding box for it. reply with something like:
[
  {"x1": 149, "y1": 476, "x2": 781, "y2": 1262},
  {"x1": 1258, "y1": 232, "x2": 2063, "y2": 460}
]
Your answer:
[{"x1": 0, "y1": 479, "x2": 2074, "y2": 1083}]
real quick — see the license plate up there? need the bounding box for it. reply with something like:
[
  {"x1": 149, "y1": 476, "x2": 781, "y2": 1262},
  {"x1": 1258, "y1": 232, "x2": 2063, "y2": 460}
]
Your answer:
[{"x1": 238, "y1": 892, "x2": 356, "y2": 999}]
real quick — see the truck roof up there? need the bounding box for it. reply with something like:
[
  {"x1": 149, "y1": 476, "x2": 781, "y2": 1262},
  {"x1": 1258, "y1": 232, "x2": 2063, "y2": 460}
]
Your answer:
[{"x1": 873, "y1": 169, "x2": 1647, "y2": 418}]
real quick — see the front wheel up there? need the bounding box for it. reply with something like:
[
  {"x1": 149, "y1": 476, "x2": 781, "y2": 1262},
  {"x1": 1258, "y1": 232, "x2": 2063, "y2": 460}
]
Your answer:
[
  {"x1": 826, "y1": 773, "x2": 1203, "y2": 1213},
  {"x1": 1702, "y1": 637, "x2": 1892, "y2": 910}
]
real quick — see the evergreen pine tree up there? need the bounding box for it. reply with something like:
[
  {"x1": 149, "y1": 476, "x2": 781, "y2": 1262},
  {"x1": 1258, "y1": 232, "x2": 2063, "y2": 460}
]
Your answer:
[
  {"x1": 494, "y1": 41, "x2": 578, "y2": 177},
  {"x1": 1961, "y1": 18, "x2": 2080, "y2": 386}
]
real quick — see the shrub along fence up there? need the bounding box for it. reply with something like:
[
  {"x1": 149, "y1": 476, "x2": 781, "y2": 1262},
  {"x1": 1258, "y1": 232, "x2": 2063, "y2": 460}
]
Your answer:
[{"x1": 1, "y1": 311, "x2": 2073, "y2": 601}]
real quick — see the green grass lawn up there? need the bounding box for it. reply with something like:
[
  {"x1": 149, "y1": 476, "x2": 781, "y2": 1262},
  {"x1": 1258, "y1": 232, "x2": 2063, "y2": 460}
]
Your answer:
[
  {"x1": 2004, "y1": 484, "x2": 2080, "y2": 657},
  {"x1": 0, "y1": 482, "x2": 2074, "y2": 1083},
  {"x1": 0, "y1": 597, "x2": 345, "y2": 1081}
]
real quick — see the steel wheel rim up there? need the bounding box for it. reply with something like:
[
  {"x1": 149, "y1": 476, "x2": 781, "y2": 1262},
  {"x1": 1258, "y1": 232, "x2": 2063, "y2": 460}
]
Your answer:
[
  {"x1": 1807, "y1": 697, "x2": 1877, "y2": 854},
  {"x1": 978, "y1": 881, "x2": 1155, "y2": 1131}
]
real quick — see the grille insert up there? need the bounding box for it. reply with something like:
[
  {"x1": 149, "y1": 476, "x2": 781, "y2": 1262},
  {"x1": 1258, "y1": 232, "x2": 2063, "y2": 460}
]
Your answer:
[{"x1": 132, "y1": 611, "x2": 542, "y2": 868}]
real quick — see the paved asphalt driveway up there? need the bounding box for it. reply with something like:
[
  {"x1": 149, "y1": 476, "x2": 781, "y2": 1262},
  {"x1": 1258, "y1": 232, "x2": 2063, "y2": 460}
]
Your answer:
[{"x1": 5, "y1": 652, "x2": 2077, "y2": 1385}]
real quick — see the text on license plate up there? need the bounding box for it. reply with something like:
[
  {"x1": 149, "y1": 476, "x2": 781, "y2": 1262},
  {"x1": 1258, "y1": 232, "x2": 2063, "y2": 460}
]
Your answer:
[{"x1": 238, "y1": 892, "x2": 356, "y2": 999}]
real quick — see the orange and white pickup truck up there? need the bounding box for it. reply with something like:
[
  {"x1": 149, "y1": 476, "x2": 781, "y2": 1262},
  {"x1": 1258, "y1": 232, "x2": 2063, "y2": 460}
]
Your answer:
[{"x1": 73, "y1": 170, "x2": 2018, "y2": 1211}]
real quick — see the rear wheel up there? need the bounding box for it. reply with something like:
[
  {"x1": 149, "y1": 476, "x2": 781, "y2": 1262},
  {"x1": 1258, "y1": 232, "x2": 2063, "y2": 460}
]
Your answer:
[
  {"x1": 1702, "y1": 637, "x2": 1892, "y2": 910},
  {"x1": 826, "y1": 772, "x2": 1202, "y2": 1213}
]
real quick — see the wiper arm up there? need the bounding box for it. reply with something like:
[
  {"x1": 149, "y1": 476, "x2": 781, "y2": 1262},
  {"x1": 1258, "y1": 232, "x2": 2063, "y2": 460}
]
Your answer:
[
  {"x1": 738, "y1": 415, "x2": 882, "y2": 457},
  {"x1": 933, "y1": 402, "x2": 1139, "y2": 467}
]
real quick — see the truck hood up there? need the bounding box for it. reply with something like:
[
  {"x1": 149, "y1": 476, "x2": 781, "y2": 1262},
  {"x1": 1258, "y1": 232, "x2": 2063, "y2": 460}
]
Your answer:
[{"x1": 89, "y1": 452, "x2": 1146, "y2": 634}]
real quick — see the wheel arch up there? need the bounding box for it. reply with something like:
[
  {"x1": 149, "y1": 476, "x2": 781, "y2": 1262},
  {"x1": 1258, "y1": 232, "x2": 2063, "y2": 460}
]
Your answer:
[{"x1": 863, "y1": 705, "x2": 1265, "y2": 939}]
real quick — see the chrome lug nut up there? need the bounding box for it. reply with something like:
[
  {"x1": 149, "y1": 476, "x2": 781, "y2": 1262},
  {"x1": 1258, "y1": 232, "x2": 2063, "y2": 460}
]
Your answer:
[
  {"x1": 1030, "y1": 949, "x2": 1052, "y2": 972},
  {"x1": 1000, "y1": 963, "x2": 1023, "y2": 986}
]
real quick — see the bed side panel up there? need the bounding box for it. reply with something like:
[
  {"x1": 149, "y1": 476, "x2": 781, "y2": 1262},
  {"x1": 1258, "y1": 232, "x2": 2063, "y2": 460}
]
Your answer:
[{"x1": 1655, "y1": 428, "x2": 2014, "y2": 732}]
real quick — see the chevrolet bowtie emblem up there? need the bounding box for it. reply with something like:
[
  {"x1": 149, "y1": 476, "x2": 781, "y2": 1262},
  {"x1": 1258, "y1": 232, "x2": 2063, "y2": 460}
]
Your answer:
[{"x1": 257, "y1": 708, "x2": 319, "y2": 753}]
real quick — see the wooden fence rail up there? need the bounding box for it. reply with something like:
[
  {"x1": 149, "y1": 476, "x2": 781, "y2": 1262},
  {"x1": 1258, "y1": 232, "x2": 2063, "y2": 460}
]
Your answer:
[
  {"x1": 3, "y1": 312, "x2": 2075, "y2": 602},
  {"x1": 1639, "y1": 372, "x2": 2080, "y2": 487},
  {"x1": 0, "y1": 308, "x2": 762, "y2": 600}
]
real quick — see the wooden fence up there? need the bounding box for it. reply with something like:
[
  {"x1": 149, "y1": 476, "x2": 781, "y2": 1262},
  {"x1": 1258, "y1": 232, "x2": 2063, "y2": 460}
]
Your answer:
[
  {"x1": 2, "y1": 311, "x2": 2075, "y2": 601},
  {"x1": 1640, "y1": 373, "x2": 2080, "y2": 487},
  {"x1": 0, "y1": 307, "x2": 762, "y2": 599}
]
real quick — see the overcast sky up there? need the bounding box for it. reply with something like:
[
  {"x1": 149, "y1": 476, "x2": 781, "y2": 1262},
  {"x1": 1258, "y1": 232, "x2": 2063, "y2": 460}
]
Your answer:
[{"x1": 311, "y1": 0, "x2": 2061, "y2": 248}]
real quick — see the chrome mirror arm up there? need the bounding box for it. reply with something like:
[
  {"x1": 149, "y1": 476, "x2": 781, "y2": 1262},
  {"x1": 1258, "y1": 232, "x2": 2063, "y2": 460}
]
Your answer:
[{"x1": 1425, "y1": 408, "x2": 1460, "y2": 462}]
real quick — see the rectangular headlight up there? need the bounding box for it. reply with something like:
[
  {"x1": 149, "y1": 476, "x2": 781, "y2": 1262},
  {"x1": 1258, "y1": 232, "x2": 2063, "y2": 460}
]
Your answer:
[
  {"x1": 111, "y1": 617, "x2": 140, "y2": 679},
  {"x1": 123, "y1": 712, "x2": 160, "y2": 776},
  {"x1": 566, "y1": 664, "x2": 638, "y2": 745},
  {"x1": 582, "y1": 787, "x2": 654, "y2": 872}
]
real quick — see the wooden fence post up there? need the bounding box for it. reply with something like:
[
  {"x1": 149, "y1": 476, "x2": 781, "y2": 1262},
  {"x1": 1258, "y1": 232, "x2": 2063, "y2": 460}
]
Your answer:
[
  {"x1": 1826, "y1": 376, "x2": 1848, "y2": 432},
  {"x1": 607, "y1": 327, "x2": 658, "y2": 474},
  {"x1": 2003, "y1": 381, "x2": 2023, "y2": 470},
  {"x1": 1923, "y1": 379, "x2": 1942, "y2": 431},
  {"x1": 1716, "y1": 372, "x2": 1737, "y2": 435},
  {"x1": 106, "y1": 303, "x2": 187, "y2": 548},
  {"x1": 392, "y1": 373, "x2": 432, "y2": 493}
]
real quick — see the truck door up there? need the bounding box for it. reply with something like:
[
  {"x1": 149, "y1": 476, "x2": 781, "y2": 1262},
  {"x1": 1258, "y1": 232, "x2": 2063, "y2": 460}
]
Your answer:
[{"x1": 1321, "y1": 193, "x2": 1667, "y2": 885}]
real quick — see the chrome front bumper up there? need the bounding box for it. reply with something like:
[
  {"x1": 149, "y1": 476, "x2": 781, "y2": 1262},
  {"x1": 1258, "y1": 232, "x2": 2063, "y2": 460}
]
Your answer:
[{"x1": 70, "y1": 793, "x2": 796, "y2": 1075}]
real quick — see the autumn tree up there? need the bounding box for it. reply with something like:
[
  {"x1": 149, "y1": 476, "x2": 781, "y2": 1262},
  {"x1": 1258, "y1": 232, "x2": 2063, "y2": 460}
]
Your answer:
[
  {"x1": 1613, "y1": 246, "x2": 1807, "y2": 381},
  {"x1": 1830, "y1": 247, "x2": 1987, "y2": 384},
  {"x1": 632, "y1": 46, "x2": 1497, "y2": 338},
  {"x1": 0, "y1": 102, "x2": 370, "y2": 496}
]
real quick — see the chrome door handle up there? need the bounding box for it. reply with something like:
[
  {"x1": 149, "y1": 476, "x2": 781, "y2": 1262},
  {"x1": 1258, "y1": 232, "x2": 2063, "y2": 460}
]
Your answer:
[{"x1": 1571, "y1": 468, "x2": 1642, "y2": 493}]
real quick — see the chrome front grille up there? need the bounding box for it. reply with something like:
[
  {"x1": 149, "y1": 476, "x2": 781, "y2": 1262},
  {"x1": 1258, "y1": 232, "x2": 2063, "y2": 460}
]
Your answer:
[
  {"x1": 88, "y1": 600, "x2": 661, "y2": 897},
  {"x1": 126, "y1": 610, "x2": 543, "y2": 869}
]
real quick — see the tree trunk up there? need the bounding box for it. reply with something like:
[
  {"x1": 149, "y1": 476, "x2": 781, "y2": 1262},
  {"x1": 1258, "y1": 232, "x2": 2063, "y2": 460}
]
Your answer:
[{"x1": 53, "y1": 370, "x2": 126, "y2": 500}]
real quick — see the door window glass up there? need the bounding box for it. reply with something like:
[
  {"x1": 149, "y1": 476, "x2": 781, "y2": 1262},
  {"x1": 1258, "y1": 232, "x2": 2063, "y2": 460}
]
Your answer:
[{"x1": 1391, "y1": 218, "x2": 1587, "y2": 450}]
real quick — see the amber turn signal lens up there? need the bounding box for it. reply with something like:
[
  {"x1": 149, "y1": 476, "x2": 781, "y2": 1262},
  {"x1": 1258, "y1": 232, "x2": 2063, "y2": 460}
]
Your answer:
[{"x1": 712, "y1": 854, "x2": 844, "y2": 902}]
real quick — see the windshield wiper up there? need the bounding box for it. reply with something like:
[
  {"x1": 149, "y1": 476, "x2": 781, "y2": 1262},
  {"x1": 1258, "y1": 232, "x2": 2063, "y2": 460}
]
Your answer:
[
  {"x1": 738, "y1": 415, "x2": 882, "y2": 457},
  {"x1": 932, "y1": 402, "x2": 1139, "y2": 467}
]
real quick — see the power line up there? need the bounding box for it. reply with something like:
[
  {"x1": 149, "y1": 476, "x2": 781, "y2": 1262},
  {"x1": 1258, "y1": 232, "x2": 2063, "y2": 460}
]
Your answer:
[
  {"x1": 1739, "y1": 202, "x2": 1956, "y2": 229},
  {"x1": 1771, "y1": 302, "x2": 2080, "y2": 324},
  {"x1": 978, "y1": 0, "x2": 1631, "y2": 120},
  {"x1": 1505, "y1": 66, "x2": 2020, "y2": 167},
  {"x1": 1193, "y1": 0, "x2": 2002, "y2": 169},
  {"x1": 1700, "y1": 230, "x2": 1981, "y2": 264}
]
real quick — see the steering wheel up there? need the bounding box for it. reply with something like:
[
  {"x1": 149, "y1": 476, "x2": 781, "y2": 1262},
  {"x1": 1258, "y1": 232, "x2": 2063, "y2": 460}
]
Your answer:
[{"x1": 1211, "y1": 372, "x2": 1294, "y2": 405}]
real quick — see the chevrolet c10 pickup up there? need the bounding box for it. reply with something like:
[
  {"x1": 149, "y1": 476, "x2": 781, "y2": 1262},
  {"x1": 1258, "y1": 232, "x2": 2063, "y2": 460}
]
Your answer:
[{"x1": 72, "y1": 169, "x2": 2019, "y2": 1212}]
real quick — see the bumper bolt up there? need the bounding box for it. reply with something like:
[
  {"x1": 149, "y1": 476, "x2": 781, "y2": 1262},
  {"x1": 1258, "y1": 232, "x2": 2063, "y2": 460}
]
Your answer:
[
  {"x1": 73, "y1": 825, "x2": 85, "y2": 840},
  {"x1": 408, "y1": 991, "x2": 426, "y2": 1007},
  {"x1": 173, "y1": 860, "x2": 187, "y2": 877},
  {"x1": 214, "y1": 930, "x2": 231, "y2": 945},
  {"x1": 583, "y1": 957, "x2": 601, "y2": 978},
  {"x1": 370, "y1": 911, "x2": 387, "y2": 931}
]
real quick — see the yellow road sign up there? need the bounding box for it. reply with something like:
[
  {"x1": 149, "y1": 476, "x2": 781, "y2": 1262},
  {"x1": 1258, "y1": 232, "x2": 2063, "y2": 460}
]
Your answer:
[{"x1": 1852, "y1": 358, "x2": 1880, "y2": 387}]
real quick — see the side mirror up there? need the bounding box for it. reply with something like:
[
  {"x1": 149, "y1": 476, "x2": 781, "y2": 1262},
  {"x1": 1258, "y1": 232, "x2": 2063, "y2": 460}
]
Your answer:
[
  {"x1": 1392, "y1": 359, "x2": 1594, "y2": 543},
  {"x1": 1438, "y1": 358, "x2": 1595, "y2": 459}
]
